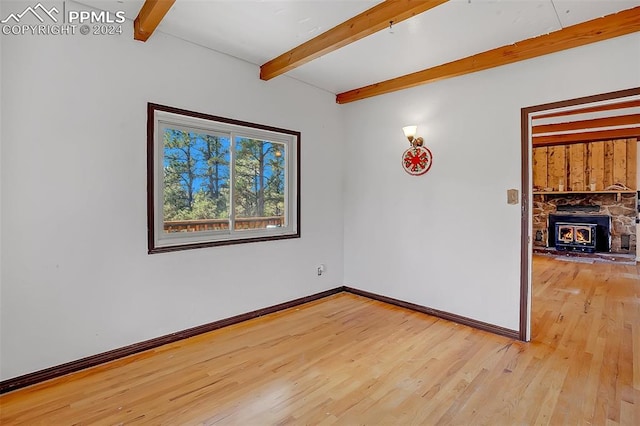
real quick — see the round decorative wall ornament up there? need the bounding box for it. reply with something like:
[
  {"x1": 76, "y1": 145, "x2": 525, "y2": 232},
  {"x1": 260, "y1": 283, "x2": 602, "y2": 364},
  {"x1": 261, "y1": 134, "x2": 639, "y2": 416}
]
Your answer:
[{"x1": 402, "y1": 146, "x2": 433, "y2": 176}]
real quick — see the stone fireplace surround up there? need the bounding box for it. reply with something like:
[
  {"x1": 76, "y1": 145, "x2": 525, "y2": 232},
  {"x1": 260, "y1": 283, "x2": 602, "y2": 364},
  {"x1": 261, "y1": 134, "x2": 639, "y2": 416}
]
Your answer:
[{"x1": 533, "y1": 192, "x2": 637, "y2": 254}]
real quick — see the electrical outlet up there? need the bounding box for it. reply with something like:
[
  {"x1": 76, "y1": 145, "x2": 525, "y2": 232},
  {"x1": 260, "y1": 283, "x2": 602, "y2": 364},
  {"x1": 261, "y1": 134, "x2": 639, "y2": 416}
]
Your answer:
[{"x1": 317, "y1": 264, "x2": 326, "y2": 276}]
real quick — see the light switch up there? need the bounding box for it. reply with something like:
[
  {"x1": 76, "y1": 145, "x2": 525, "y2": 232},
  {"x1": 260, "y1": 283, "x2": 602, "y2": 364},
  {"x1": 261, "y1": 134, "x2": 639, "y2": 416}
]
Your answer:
[{"x1": 507, "y1": 189, "x2": 519, "y2": 205}]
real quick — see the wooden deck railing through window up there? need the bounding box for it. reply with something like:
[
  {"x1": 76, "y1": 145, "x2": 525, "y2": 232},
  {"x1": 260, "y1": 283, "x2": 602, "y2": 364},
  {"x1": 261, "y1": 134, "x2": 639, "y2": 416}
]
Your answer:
[{"x1": 164, "y1": 216, "x2": 284, "y2": 233}]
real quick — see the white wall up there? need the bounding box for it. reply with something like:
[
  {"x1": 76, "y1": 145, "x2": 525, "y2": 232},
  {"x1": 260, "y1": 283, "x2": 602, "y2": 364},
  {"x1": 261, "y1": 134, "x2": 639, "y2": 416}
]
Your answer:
[
  {"x1": 0, "y1": 0, "x2": 4, "y2": 375},
  {"x1": 0, "y1": 20, "x2": 345, "y2": 379},
  {"x1": 342, "y1": 33, "x2": 640, "y2": 331}
]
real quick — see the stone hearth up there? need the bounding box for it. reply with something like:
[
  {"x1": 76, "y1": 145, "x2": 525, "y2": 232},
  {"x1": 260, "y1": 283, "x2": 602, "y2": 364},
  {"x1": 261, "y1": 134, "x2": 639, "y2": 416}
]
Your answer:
[{"x1": 533, "y1": 193, "x2": 636, "y2": 254}]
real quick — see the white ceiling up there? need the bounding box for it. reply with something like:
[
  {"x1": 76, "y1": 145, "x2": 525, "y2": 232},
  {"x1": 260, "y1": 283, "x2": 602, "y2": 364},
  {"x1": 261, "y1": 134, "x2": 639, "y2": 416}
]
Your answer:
[{"x1": 77, "y1": 0, "x2": 640, "y2": 94}]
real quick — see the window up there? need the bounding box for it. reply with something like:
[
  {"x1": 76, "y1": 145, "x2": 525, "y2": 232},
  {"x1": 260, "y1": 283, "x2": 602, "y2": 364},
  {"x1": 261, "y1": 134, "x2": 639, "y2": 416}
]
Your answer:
[{"x1": 147, "y1": 103, "x2": 300, "y2": 253}]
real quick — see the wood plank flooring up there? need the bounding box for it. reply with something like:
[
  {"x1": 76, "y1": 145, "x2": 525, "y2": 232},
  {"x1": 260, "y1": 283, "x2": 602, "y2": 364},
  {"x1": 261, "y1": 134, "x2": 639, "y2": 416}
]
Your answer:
[{"x1": 1, "y1": 256, "x2": 639, "y2": 424}]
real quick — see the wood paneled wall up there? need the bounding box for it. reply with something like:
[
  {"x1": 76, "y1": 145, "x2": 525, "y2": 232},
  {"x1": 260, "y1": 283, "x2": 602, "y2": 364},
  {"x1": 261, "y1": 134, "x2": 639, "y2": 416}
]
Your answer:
[{"x1": 532, "y1": 138, "x2": 637, "y2": 191}]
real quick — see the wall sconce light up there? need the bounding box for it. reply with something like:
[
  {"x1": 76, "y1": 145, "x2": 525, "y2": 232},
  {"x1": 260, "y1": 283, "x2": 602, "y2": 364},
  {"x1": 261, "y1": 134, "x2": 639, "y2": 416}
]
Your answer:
[
  {"x1": 401, "y1": 125, "x2": 433, "y2": 176},
  {"x1": 402, "y1": 125, "x2": 423, "y2": 147}
]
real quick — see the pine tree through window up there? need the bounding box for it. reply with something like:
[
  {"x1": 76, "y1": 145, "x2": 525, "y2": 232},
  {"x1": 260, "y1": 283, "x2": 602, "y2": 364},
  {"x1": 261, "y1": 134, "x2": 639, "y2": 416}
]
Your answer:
[{"x1": 148, "y1": 104, "x2": 300, "y2": 253}]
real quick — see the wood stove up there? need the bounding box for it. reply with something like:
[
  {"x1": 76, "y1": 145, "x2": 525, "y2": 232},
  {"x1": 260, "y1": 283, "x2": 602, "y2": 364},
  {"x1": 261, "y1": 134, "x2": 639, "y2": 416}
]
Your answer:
[
  {"x1": 554, "y1": 222, "x2": 597, "y2": 253},
  {"x1": 548, "y1": 214, "x2": 611, "y2": 253}
]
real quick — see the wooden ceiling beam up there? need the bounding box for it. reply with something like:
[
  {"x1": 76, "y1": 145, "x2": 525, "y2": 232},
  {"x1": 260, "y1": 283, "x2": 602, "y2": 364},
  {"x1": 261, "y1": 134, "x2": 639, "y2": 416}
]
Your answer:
[
  {"x1": 134, "y1": 0, "x2": 176, "y2": 42},
  {"x1": 533, "y1": 99, "x2": 640, "y2": 120},
  {"x1": 336, "y1": 6, "x2": 640, "y2": 104},
  {"x1": 532, "y1": 114, "x2": 640, "y2": 135},
  {"x1": 260, "y1": 0, "x2": 449, "y2": 81},
  {"x1": 532, "y1": 128, "x2": 640, "y2": 147}
]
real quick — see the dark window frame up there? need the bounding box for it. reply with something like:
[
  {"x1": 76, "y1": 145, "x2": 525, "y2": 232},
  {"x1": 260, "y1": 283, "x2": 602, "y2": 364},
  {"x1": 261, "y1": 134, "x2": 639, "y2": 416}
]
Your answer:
[{"x1": 147, "y1": 103, "x2": 301, "y2": 254}]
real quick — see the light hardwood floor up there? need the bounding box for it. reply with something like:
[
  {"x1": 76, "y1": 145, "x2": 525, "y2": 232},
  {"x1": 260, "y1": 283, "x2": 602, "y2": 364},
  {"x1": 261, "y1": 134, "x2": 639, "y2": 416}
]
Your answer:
[{"x1": 1, "y1": 256, "x2": 639, "y2": 424}]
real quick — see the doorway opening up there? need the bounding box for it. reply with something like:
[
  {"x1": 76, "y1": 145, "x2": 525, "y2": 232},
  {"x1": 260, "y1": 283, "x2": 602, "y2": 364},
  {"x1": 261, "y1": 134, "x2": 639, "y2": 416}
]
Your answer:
[{"x1": 519, "y1": 87, "x2": 640, "y2": 341}]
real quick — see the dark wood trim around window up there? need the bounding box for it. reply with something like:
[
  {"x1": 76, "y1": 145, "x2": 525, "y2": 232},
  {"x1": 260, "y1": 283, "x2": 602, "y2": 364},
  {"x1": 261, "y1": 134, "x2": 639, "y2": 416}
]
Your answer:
[
  {"x1": 147, "y1": 103, "x2": 301, "y2": 254},
  {"x1": 519, "y1": 87, "x2": 640, "y2": 341}
]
